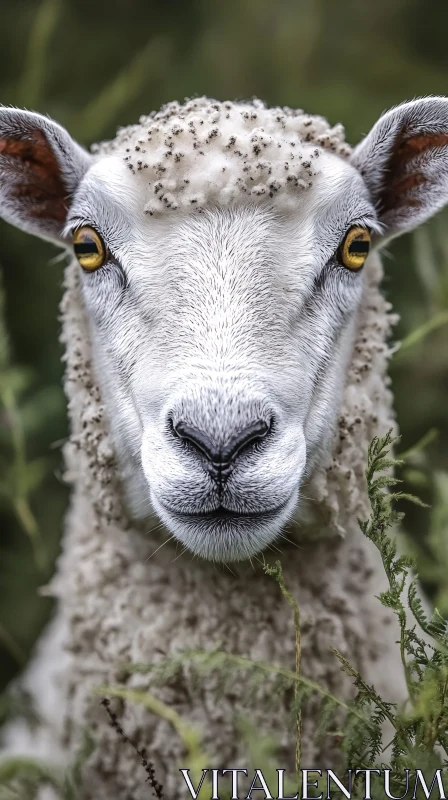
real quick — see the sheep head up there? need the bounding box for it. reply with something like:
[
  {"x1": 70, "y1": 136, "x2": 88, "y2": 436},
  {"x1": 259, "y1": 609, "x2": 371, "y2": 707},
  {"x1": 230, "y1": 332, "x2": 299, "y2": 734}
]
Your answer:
[{"x1": 1, "y1": 97, "x2": 448, "y2": 561}]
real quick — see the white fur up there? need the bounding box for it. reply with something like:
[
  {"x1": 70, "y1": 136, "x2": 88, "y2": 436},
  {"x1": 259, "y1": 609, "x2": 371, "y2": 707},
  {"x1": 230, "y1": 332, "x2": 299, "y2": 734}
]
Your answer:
[{"x1": 65, "y1": 150, "x2": 379, "y2": 561}]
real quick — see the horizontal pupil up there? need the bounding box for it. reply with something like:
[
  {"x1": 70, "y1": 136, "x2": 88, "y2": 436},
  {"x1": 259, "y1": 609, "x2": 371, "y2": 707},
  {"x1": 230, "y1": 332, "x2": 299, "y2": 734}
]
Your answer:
[
  {"x1": 74, "y1": 242, "x2": 99, "y2": 256},
  {"x1": 348, "y1": 239, "x2": 369, "y2": 255}
]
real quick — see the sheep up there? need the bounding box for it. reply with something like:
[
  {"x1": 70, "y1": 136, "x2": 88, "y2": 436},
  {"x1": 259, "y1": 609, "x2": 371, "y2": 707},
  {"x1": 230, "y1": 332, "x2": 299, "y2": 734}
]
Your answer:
[{"x1": 1, "y1": 95, "x2": 448, "y2": 798}]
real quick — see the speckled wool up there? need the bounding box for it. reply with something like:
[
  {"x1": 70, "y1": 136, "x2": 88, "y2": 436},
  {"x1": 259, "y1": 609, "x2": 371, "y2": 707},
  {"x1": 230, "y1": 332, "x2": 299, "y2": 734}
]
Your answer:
[
  {"x1": 2, "y1": 101, "x2": 407, "y2": 799},
  {"x1": 93, "y1": 97, "x2": 351, "y2": 214}
]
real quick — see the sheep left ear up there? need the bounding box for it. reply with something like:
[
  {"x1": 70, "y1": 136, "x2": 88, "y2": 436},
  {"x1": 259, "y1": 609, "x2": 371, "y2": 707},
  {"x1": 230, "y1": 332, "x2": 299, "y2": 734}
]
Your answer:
[
  {"x1": 351, "y1": 97, "x2": 448, "y2": 240},
  {"x1": 0, "y1": 107, "x2": 92, "y2": 243}
]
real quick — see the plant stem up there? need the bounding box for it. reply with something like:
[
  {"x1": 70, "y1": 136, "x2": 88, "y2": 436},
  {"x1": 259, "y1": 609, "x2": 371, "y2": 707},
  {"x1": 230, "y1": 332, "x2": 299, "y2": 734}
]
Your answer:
[
  {"x1": 2, "y1": 386, "x2": 46, "y2": 572},
  {"x1": 0, "y1": 623, "x2": 26, "y2": 667},
  {"x1": 269, "y1": 562, "x2": 302, "y2": 777},
  {"x1": 396, "y1": 309, "x2": 448, "y2": 356},
  {"x1": 96, "y1": 686, "x2": 206, "y2": 787}
]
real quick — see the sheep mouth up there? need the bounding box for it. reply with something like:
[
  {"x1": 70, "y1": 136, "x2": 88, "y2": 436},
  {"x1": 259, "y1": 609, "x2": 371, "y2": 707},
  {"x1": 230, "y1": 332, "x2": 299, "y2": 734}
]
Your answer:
[
  {"x1": 161, "y1": 501, "x2": 291, "y2": 523},
  {"x1": 153, "y1": 493, "x2": 298, "y2": 561}
]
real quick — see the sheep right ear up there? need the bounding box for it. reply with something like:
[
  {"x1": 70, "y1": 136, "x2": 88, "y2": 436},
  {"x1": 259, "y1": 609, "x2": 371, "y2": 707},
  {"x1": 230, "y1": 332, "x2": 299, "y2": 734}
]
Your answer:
[
  {"x1": 0, "y1": 108, "x2": 92, "y2": 243},
  {"x1": 351, "y1": 97, "x2": 448, "y2": 241}
]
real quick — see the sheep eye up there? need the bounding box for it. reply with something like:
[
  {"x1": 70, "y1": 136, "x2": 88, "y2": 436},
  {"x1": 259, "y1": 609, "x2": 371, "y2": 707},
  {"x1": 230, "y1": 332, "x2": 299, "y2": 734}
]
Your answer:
[
  {"x1": 339, "y1": 225, "x2": 371, "y2": 271},
  {"x1": 73, "y1": 226, "x2": 107, "y2": 271}
]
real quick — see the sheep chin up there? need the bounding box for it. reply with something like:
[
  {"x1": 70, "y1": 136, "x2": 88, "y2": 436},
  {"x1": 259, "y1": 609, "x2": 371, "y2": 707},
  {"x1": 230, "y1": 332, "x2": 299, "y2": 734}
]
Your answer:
[{"x1": 150, "y1": 490, "x2": 298, "y2": 562}]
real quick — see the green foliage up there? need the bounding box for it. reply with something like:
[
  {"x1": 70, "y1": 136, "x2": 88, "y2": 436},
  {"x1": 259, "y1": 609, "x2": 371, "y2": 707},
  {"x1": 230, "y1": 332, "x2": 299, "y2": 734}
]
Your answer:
[
  {"x1": 407, "y1": 471, "x2": 448, "y2": 617},
  {"x1": 0, "y1": 730, "x2": 95, "y2": 800},
  {"x1": 1, "y1": 431, "x2": 448, "y2": 798},
  {"x1": 0, "y1": 273, "x2": 61, "y2": 695},
  {"x1": 17, "y1": 0, "x2": 63, "y2": 109},
  {"x1": 62, "y1": 731, "x2": 96, "y2": 800},
  {"x1": 0, "y1": 263, "x2": 67, "y2": 687},
  {"x1": 333, "y1": 433, "x2": 448, "y2": 796},
  {"x1": 97, "y1": 686, "x2": 206, "y2": 789},
  {"x1": 101, "y1": 433, "x2": 448, "y2": 797},
  {"x1": 0, "y1": 757, "x2": 61, "y2": 799},
  {"x1": 0, "y1": 275, "x2": 48, "y2": 573},
  {"x1": 263, "y1": 558, "x2": 302, "y2": 775}
]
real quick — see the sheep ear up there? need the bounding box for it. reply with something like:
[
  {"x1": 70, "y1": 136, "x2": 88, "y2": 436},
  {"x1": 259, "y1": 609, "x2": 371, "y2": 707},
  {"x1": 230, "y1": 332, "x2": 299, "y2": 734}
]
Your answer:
[
  {"x1": 0, "y1": 108, "x2": 92, "y2": 243},
  {"x1": 351, "y1": 97, "x2": 448, "y2": 239}
]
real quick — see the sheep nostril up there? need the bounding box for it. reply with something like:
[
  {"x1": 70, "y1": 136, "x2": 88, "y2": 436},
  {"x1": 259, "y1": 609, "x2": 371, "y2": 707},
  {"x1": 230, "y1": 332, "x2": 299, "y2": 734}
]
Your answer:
[
  {"x1": 219, "y1": 419, "x2": 271, "y2": 464},
  {"x1": 171, "y1": 421, "x2": 217, "y2": 463},
  {"x1": 169, "y1": 417, "x2": 272, "y2": 478}
]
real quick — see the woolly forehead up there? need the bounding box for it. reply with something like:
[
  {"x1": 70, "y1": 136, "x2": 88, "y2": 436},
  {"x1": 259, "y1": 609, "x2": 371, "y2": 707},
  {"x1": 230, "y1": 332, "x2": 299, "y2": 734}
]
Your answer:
[
  {"x1": 91, "y1": 98, "x2": 352, "y2": 215},
  {"x1": 68, "y1": 150, "x2": 379, "y2": 263}
]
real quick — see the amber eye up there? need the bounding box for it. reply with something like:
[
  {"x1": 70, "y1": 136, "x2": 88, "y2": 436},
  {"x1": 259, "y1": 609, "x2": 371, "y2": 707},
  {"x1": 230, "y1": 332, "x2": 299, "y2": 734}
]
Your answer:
[
  {"x1": 339, "y1": 226, "x2": 371, "y2": 271},
  {"x1": 73, "y1": 226, "x2": 107, "y2": 271}
]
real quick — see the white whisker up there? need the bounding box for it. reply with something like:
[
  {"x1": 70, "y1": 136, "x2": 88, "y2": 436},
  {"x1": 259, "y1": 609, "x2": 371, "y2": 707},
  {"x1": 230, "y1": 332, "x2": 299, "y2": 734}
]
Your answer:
[
  {"x1": 278, "y1": 532, "x2": 303, "y2": 550},
  {"x1": 223, "y1": 562, "x2": 237, "y2": 577},
  {"x1": 172, "y1": 546, "x2": 188, "y2": 563},
  {"x1": 145, "y1": 534, "x2": 175, "y2": 562},
  {"x1": 145, "y1": 520, "x2": 166, "y2": 536}
]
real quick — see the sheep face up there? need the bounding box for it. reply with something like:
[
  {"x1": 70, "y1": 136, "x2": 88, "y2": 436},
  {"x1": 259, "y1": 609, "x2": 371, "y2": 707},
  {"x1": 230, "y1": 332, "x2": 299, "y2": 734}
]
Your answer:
[
  {"x1": 2, "y1": 97, "x2": 448, "y2": 561},
  {"x1": 66, "y1": 150, "x2": 377, "y2": 561}
]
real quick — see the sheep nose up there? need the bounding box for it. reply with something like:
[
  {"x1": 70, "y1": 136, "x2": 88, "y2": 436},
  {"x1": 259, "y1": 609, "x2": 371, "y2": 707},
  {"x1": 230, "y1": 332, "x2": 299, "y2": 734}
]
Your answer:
[{"x1": 172, "y1": 419, "x2": 271, "y2": 480}]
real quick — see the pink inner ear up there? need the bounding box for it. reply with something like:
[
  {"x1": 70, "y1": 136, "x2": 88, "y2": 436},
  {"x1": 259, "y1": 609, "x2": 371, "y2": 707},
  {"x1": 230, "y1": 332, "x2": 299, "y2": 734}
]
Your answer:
[
  {"x1": 0, "y1": 128, "x2": 67, "y2": 222},
  {"x1": 381, "y1": 130, "x2": 448, "y2": 213}
]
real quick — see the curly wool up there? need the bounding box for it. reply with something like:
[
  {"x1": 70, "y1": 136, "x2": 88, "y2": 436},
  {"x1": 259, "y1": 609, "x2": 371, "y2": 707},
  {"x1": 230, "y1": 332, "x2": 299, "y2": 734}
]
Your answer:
[
  {"x1": 1, "y1": 102, "x2": 406, "y2": 800},
  {"x1": 93, "y1": 97, "x2": 351, "y2": 215}
]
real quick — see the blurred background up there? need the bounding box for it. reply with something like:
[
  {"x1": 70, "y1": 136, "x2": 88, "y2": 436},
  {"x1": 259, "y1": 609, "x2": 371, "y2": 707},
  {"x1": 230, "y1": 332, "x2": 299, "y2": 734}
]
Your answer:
[{"x1": 0, "y1": 0, "x2": 447, "y2": 705}]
